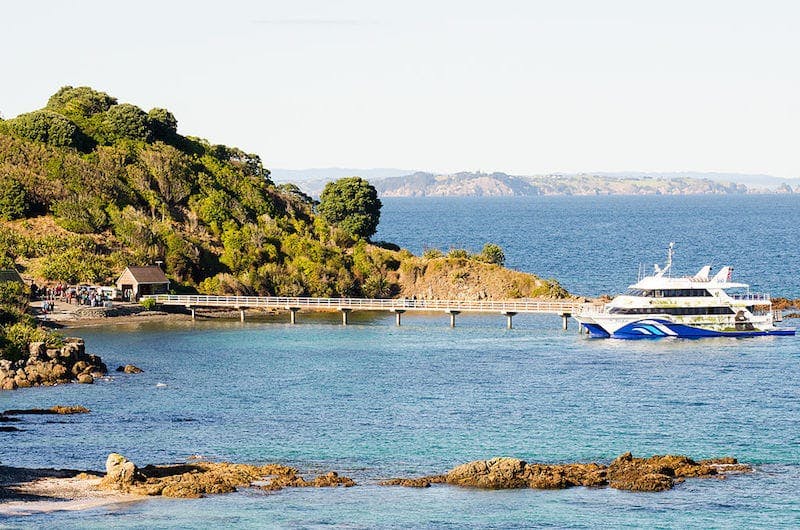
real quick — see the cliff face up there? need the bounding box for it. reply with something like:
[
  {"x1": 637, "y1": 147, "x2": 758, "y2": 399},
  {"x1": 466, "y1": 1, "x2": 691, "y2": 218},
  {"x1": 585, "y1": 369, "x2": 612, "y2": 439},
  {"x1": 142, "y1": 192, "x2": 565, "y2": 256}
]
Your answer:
[{"x1": 397, "y1": 257, "x2": 568, "y2": 300}]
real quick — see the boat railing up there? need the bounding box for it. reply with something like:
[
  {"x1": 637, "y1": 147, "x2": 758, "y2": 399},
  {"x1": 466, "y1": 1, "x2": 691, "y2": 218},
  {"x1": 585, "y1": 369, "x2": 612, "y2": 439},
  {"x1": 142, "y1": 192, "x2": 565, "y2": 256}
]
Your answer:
[{"x1": 578, "y1": 302, "x2": 606, "y2": 315}]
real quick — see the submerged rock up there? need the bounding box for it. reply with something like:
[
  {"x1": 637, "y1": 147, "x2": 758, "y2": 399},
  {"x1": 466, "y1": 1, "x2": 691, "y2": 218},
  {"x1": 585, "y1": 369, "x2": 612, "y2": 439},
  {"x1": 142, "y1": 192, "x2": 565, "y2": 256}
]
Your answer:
[
  {"x1": 2, "y1": 405, "x2": 90, "y2": 415},
  {"x1": 115, "y1": 364, "x2": 144, "y2": 374},
  {"x1": 379, "y1": 476, "x2": 446, "y2": 488}
]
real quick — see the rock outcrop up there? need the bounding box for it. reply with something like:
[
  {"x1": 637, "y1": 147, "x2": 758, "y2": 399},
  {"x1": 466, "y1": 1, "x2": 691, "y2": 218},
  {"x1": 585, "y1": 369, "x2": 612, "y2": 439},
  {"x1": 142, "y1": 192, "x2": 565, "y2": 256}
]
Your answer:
[
  {"x1": 379, "y1": 476, "x2": 446, "y2": 488},
  {"x1": 0, "y1": 339, "x2": 107, "y2": 390},
  {"x1": 382, "y1": 453, "x2": 750, "y2": 492},
  {"x1": 115, "y1": 365, "x2": 143, "y2": 374},
  {"x1": 99, "y1": 453, "x2": 144, "y2": 490},
  {"x1": 2, "y1": 405, "x2": 89, "y2": 415},
  {"x1": 97, "y1": 454, "x2": 356, "y2": 498},
  {"x1": 398, "y1": 257, "x2": 569, "y2": 300}
]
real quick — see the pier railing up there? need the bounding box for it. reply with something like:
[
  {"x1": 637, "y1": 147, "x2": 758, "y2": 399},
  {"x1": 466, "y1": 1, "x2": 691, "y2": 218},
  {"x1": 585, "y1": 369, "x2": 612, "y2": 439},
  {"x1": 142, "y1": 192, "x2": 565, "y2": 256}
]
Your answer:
[{"x1": 143, "y1": 294, "x2": 589, "y2": 315}]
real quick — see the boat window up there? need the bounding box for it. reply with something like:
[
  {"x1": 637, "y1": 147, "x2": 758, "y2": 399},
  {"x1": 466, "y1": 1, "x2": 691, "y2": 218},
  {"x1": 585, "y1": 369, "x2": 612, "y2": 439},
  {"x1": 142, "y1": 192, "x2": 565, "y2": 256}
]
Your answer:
[
  {"x1": 624, "y1": 289, "x2": 712, "y2": 298},
  {"x1": 609, "y1": 307, "x2": 735, "y2": 315}
]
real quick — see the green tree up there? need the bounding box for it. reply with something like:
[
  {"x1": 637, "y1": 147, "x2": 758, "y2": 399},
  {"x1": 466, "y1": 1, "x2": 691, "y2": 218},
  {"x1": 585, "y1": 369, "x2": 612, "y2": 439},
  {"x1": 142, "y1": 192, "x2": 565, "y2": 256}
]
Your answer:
[
  {"x1": 479, "y1": 243, "x2": 505, "y2": 266},
  {"x1": 52, "y1": 196, "x2": 109, "y2": 233},
  {"x1": 6, "y1": 110, "x2": 85, "y2": 148},
  {"x1": 317, "y1": 177, "x2": 381, "y2": 239},
  {"x1": 46, "y1": 86, "x2": 117, "y2": 117},
  {"x1": 0, "y1": 176, "x2": 28, "y2": 220},
  {"x1": 139, "y1": 143, "x2": 193, "y2": 206},
  {"x1": 102, "y1": 103, "x2": 151, "y2": 142},
  {"x1": 148, "y1": 107, "x2": 178, "y2": 141}
]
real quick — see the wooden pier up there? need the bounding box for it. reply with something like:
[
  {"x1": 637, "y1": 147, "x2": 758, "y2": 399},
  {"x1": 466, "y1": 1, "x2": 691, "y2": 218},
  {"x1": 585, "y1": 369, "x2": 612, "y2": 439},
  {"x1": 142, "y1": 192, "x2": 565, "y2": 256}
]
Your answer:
[{"x1": 143, "y1": 294, "x2": 597, "y2": 329}]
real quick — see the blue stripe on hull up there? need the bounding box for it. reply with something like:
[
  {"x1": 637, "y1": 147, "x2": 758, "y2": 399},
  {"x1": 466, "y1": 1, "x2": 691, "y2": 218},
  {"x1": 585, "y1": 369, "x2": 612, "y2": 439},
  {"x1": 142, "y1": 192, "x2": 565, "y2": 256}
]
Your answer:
[
  {"x1": 582, "y1": 323, "x2": 610, "y2": 338},
  {"x1": 606, "y1": 319, "x2": 796, "y2": 339}
]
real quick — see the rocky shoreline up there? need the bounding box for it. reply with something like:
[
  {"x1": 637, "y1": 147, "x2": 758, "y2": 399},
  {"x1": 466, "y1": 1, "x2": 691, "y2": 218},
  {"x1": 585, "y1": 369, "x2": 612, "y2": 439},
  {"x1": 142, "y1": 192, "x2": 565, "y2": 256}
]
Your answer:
[
  {"x1": 0, "y1": 451, "x2": 752, "y2": 515},
  {"x1": 0, "y1": 339, "x2": 107, "y2": 390}
]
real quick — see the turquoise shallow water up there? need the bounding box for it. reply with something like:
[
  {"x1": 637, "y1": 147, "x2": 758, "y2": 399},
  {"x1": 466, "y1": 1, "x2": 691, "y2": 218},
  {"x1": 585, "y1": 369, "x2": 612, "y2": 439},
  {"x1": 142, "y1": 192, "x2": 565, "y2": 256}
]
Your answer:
[{"x1": 2, "y1": 195, "x2": 800, "y2": 528}]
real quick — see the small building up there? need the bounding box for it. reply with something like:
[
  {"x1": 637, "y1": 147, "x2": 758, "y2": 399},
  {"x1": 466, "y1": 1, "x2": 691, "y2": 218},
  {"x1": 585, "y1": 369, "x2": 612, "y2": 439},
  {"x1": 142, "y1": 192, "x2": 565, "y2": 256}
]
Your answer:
[
  {"x1": 0, "y1": 269, "x2": 24, "y2": 284},
  {"x1": 116, "y1": 266, "x2": 170, "y2": 301}
]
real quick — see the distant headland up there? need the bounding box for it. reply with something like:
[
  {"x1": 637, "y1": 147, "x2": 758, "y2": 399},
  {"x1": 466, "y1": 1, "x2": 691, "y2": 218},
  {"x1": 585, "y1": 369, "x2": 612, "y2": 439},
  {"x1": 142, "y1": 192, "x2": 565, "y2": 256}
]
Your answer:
[{"x1": 272, "y1": 168, "x2": 799, "y2": 198}]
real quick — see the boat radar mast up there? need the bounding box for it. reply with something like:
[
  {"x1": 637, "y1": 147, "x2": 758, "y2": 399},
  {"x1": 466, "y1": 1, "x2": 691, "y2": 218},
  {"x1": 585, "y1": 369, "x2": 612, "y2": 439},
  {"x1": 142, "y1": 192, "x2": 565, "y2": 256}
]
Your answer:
[{"x1": 654, "y1": 242, "x2": 675, "y2": 278}]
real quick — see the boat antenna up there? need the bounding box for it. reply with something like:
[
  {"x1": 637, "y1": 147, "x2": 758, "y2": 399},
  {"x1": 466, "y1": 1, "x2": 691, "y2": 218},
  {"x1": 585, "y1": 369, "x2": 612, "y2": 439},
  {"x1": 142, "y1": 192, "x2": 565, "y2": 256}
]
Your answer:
[{"x1": 663, "y1": 242, "x2": 674, "y2": 277}]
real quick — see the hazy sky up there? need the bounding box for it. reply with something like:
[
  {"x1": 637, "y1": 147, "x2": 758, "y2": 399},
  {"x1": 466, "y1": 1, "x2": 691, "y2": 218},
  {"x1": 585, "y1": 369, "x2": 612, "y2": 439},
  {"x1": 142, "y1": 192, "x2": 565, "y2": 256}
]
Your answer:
[{"x1": 2, "y1": 1, "x2": 798, "y2": 176}]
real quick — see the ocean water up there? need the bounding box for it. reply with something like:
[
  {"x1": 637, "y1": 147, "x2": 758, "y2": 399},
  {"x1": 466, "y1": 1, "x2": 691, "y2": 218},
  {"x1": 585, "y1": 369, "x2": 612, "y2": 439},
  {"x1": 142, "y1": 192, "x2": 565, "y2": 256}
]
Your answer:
[
  {"x1": 2, "y1": 195, "x2": 800, "y2": 528},
  {"x1": 375, "y1": 194, "x2": 800, "y2": 298}
]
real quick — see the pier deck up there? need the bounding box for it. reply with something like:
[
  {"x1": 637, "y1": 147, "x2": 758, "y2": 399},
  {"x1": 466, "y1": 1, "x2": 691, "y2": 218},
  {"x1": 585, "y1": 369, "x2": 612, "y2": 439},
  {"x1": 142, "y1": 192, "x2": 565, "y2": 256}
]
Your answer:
[{"x1": 143, "y1": 294, "x2": 596, "y2": 329}]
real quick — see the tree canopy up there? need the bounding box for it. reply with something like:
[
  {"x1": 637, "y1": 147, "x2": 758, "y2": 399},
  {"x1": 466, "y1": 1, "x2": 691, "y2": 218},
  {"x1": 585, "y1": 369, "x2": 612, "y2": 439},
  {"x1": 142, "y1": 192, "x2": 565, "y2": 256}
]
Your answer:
[
  {"x1": 0, "y1": 87, "x2": 402, "y2": 300},
  {"x1": 317, "y1": 177, "x2": 382, "y2": 239}
]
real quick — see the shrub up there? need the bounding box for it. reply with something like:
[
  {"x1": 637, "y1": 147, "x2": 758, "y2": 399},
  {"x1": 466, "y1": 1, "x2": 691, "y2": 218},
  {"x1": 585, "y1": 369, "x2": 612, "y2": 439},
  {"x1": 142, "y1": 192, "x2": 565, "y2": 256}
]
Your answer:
[
  {"x1": 447, "y1": 248, "x2": 469, "y2": 259},
  {"x1": 140, "y1": 298, "x2": 157, "y2": 311},
  {"x1": 362, "y1": 272, "x2": 392, "y2": 298},
  {"x1": 479, "y1": 243, "x2": 505, "y2": 266},
  {"x1": 0, "y1": 176, "x2": 28, "y2": 220},
  {"x1": 423, "y1": 247, "x2": 443, "y2": 259},
  {"x1": 0, "y1": 281, "x2": 29, "y2": 309},
  {"x1": 52, "y1": 196, "x2": 109, "y2": 233},
  {"x1": 38, "y1": 247, "x2": 112, "y2": 283},
  {"x1": 2, "y1": 321, "x2": 49, "y2": 362}
]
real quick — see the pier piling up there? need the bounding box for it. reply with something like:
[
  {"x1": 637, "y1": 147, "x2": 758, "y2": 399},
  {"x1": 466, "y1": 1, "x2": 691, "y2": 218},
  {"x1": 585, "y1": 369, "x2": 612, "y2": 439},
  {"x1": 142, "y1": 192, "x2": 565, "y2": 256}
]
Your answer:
[
  {"x1": 142, "y1": 295, "x2": 587, "y2": 331},
  {"x1": 447, "y1": 310, "x2": 461, "y2": 328}
]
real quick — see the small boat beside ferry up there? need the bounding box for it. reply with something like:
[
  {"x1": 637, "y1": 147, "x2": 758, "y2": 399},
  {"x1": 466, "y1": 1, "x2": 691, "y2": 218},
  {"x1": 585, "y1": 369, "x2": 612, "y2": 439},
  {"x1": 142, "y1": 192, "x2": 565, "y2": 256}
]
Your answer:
[{"x1": 575, "y1": 244, "x2": 796, "y2": 339}]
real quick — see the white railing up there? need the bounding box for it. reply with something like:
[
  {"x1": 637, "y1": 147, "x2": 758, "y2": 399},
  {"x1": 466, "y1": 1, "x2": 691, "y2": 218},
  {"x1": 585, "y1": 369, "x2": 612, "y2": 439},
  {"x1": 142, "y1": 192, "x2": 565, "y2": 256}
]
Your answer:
[{"x1": 142, "y1": 294, "x2": 587, "y2": 315}]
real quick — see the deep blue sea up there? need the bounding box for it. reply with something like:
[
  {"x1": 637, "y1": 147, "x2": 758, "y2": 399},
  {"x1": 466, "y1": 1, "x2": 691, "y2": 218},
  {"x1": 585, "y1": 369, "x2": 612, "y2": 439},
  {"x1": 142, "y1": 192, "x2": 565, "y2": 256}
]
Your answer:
[{"x1": 2, "y1": 195, "x2": 799, "y2": 529}]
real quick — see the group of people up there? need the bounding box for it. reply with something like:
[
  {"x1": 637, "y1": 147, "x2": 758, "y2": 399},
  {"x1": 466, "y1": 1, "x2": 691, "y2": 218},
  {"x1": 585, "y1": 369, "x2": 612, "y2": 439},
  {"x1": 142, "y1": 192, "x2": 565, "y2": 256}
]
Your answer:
[{"x1": 33, "y1": 283, "x2": 112, "y2": 310}]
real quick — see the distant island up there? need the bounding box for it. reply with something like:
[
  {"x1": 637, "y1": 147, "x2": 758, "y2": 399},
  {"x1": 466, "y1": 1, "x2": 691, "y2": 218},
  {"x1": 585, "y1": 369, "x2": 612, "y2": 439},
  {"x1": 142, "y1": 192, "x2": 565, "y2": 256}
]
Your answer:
[{"x1": 272, "y1": 169, "x2": 799, "y2": 198}]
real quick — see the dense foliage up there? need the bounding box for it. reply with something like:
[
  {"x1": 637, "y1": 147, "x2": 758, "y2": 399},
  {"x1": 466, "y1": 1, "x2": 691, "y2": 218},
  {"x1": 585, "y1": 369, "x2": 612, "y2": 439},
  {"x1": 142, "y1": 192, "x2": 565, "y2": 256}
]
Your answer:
[
  {"x1": 0, "y1": 86, "x2": 400, "y2": 299},
  {"x1": 317, "y1": 177, "x2": 382, "y2": 239}
]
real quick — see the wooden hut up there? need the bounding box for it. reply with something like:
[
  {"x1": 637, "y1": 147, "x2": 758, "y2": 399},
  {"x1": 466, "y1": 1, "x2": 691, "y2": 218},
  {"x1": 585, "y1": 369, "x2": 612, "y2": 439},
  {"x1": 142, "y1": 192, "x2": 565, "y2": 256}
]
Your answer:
[
  {"x1": 0, "y1": 269, "x2": 24, "y2": 284},
  {"x1": 116, "y1": 266, "x2": 170, "y2": 301}
]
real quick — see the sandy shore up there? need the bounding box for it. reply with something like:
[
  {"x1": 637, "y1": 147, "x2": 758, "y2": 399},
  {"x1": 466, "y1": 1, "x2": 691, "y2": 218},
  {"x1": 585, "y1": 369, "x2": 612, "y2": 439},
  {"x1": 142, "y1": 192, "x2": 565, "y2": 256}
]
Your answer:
[{"x1": 0, "y1": 466, "x2": 145, "y2": 516}]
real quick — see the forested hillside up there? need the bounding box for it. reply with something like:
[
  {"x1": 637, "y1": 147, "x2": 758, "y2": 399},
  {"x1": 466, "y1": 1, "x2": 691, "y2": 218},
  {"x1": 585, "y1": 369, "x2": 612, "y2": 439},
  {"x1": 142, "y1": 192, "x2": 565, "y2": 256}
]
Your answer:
[{"x1": 0, "y1": 86, "x2": 403, "y2": 297}]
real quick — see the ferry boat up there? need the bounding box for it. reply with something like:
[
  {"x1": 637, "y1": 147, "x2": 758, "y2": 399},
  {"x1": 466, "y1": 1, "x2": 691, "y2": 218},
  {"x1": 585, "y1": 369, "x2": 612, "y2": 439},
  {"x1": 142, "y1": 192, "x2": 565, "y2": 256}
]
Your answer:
[{"x1": 575, "y1": 244, "x2": 795, "y2": 339}]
